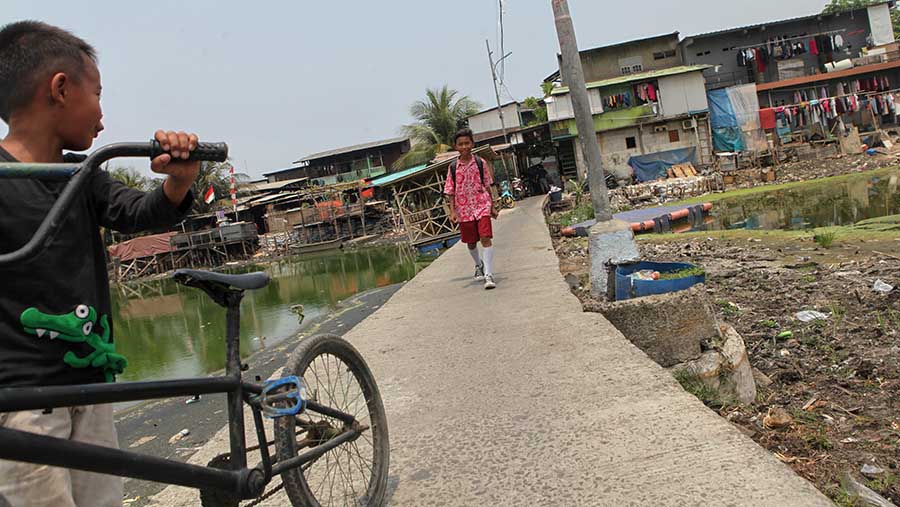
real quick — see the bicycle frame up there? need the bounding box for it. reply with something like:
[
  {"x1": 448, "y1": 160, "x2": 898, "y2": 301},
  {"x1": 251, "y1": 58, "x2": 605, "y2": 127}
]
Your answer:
[{"x1": 0, "y1": 143, "x2": 362, "y2": 500}]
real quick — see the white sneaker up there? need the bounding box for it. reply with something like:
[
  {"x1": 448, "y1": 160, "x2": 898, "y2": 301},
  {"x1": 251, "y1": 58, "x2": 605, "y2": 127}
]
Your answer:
[
  {"x1": 474, "y1": 263, "x2": 485, "y2": 281},
  {"x1": 484, "y1": 274, "x2": 496, "y2": 290}
]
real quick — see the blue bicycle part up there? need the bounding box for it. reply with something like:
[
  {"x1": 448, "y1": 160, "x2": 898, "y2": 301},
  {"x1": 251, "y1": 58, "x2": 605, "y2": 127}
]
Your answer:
[{"x1": 254, "y1": 376, "x2": 306, "y2": 419}]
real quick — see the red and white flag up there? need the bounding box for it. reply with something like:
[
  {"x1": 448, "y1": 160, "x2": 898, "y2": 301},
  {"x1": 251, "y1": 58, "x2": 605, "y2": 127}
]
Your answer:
[{"x1": 204, "y1": 184, "x2": 216, "y2": 204}]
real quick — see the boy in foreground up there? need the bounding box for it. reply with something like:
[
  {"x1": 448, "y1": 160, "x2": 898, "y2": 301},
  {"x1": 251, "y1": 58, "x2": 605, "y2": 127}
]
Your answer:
[
  {"x1": 445, "y1": 128, "x2": 499, "y2": 290},
  {"x1": 0, "y1": 21, "x2": 202, "y2": 506}
]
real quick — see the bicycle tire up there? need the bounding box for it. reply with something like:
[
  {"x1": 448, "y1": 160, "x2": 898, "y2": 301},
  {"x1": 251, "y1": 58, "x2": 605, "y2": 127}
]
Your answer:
[{"x1": 274, "y1": 334, "x2": 389, "y2": 507}]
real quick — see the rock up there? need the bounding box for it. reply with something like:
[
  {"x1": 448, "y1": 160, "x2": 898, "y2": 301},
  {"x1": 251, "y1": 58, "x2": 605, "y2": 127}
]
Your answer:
[
  {"x1": 763, "y1": 407, "x2": 793, "y2": 429},
  {"x1": 861, "y1": 464, "x2": 886, "y2": 479},
  {"x1": 597, "y1": 285, "x2": 716, "y2": 367},
  {"x1": 564, "y1": 273, "x2": 580, "y2": 290},
  {"x1": 752, "y1": 368, "x2": 773, "y2": 388},
  {"x1": 669, "y1": 324, "x2": 757, "y2": 405}
]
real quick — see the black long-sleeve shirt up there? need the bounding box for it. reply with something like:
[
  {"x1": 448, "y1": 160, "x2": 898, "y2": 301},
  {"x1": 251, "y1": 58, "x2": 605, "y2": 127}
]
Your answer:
[{"x1": 0, "y1": 145, "x2": 192, "y2": 386}]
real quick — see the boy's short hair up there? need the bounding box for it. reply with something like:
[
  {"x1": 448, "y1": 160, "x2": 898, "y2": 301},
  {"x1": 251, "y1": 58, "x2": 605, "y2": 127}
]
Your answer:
[
  {"x1": 453, "y1": 128, "x2": 474, "y2": 145},
  {"x1": 0, "y1": 21, "x2": 96, "y2": 123}
]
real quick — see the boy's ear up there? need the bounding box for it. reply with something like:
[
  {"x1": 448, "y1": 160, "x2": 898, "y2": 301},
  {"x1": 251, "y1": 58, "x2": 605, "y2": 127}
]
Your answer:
[{"x1": 49, "y1": 72, "x2": 69, "y2": 105}]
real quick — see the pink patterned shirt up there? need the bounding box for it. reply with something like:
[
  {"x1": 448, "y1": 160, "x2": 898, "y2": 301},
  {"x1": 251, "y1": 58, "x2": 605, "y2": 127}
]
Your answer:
[{"x1": 444, "y1": 156, "x2": 493, "y2": 222}]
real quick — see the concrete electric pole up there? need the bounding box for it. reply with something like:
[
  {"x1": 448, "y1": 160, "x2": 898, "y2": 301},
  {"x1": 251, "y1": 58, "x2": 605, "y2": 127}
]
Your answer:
[
  {"x1": 550, "y1": 0, "x2": 639, "y2": 298},
  {"x1": 550, "y1": 0, "x2": 612, "y2": 221}
]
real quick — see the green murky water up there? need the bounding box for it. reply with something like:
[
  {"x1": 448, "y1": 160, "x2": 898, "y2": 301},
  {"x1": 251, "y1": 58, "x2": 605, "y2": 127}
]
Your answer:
[
  {"x1": 705, "y1": 169, "x2": 900, "y2": 231},
  {"x1": 111, "y1": 245, "x2": 431, "y2": 382}
]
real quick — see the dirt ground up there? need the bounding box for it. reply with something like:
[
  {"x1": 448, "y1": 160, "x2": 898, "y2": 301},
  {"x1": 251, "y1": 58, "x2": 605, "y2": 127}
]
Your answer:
[{"x1": 552, "y1": 229, "x2": 900, "y2": 504}]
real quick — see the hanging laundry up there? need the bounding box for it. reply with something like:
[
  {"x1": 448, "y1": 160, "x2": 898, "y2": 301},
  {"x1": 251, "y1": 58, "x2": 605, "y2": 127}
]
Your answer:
[
  {"x1": 759, "y1": 108, "x2": 777, "y2": 130},
  {"x1": 810, "y1": 38, "x2": 819, "y2": 55}
]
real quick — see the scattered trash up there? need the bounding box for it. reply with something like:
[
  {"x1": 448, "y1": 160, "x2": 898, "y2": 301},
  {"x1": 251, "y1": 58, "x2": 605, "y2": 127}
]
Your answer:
[
  {"x1": 873, "y1": 279, "x2": 894, "y2": 293},
  {"x1": 841, "y1": 472, "x2": 895, "y2": 507},
  {"x1": 185, "y1": 395, "x2": 201, "y2": 405},
  {"x1": 128, "y1": 435, "x2": 157, "y2": 448},
  {"x1": 795, "y1": 310, "x2": 829, "y2": 322},
  {"x1": 802, "y1": 397, "x2": 818, "y2": 411},
  {"x1": 861, "y1": 464, "x2": 885, "y2": 479},
  {"x1": 779, "y1": 349, "x2": 791, "y2": 357},
  {"x1": 776, "y1": 331, "x2": 794, "y2": 340},
  {"x1": 168, "y1": 428, "x2": 190, "y2": 444},
  {"x1": 764, "y1": 407, "x2": 793, "y2": 429},
  {"x1": 629, "y1": 270, "x2": 660, "y2": 281},
  {"x1": 840, "y1": 437, "x2": 860, "y2": 444}
]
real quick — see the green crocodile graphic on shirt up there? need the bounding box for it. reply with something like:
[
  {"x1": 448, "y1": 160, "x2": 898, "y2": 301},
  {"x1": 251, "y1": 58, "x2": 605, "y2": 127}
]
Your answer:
[{"x1": 20, "y1": 304, "x2": 128, "y2": 383}]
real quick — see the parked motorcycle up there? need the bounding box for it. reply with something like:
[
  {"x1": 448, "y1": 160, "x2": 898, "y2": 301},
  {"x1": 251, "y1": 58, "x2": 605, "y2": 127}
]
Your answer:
[{"x1": 499, "y1": 180, "x2": 517, "y2": 209}]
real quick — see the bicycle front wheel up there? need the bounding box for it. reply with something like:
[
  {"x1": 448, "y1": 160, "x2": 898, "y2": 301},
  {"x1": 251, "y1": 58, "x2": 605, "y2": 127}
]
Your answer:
[{"x1": 274, "y1": 334, "x2": 389, "y2": 507}]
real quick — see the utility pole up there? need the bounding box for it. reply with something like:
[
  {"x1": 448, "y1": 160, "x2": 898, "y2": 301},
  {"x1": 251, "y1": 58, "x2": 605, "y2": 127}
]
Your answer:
[
  {"x1": 486, "y1": 39, "x2": 511, "y2": 147},
  {"x1": 550, "y1": 0, "x2": 612, "y2": 222},
  {"x1": 550, "y1": 0, "x2": 638, "y2": 298},
  {"x1": 486, "y1": 39, "x2": 518, "y2": 179}
]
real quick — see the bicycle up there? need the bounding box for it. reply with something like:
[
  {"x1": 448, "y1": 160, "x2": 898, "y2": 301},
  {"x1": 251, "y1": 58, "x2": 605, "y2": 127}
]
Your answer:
[{"x1": 0, "y1": 142, "x2": 389, "y2": 506}]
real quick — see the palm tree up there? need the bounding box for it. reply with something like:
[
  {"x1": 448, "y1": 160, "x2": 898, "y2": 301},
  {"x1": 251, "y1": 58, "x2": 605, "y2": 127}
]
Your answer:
[
  {"x1": 109, "y1": 166, "x2": 150, "y2": 191},
  {"x1": 393, "y1": 86, "x2": 480, "y2": 170},
  {"x1": 191, "y1": 161, "x2": 251, "y2": 213}
]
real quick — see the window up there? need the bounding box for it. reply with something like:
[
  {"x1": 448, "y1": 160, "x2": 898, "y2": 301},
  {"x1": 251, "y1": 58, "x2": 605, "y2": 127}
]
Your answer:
[
  {"x1": 669, "y1": 130, "x2": 680, "y2": 143},
  {"x1": 626, "y1": 137, "x2": 637, "y2": 149},
  {"x1": 632, "y1": 64, "x2": 643, "y2": 73},
  {"x1": 654, "y1": 50, "x2": 677, "y2": 60}
]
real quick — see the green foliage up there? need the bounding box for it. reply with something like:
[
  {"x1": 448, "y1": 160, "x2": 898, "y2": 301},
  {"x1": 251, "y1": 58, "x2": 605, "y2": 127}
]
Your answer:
[
  {"x1": 557, "y1": 202, "x2": 595, "y2": 227},
  {"x1": 522, "y1": 96, "x2": 548, "y2": 126},
  {"x1": 673, "y1": 369, "x2": 722, "y2": 407},
  {"x1": 191, "y1": 161, "x2": 249, "y2": 213},
  {"x1": 813, "y1": 230, "x2": 836, "y2": 248},
  {"x1": 540, "y1": 81, "x2": 555, "y2": 98},
  {"x1": 394, "y1": 86, "x2": 480, "y2": 170},
  {"x1": 109, "y1": 167, "x2": 151, "y2": 191},
  {"x1": 565, "y1": 179, "x2": 585, "y2": 205},
  {"x1": 823, "y1": 0, "x2": 900, "y2": 38},
  {"x1": 657, "y1": 267, "x2": 706, "y2": 280}
]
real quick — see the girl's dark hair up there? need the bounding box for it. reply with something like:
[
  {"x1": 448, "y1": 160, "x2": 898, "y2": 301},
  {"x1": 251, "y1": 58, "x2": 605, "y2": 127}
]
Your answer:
[
  {"x1": 0, "y1": 21, "x2": 96, "y2": 123},
  {"x1": 453, "y1": 128, "x2": 475, "y2": 145}
]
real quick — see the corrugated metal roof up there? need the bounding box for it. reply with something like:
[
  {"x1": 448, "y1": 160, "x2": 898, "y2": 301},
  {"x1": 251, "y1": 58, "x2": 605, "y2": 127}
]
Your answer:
[
  {"x1": 368, "y1": 164, "x2": 428, "y2": 187},
  {"x1": 250, "y1": 177, "x2": 309, "y2": 192},
  {"x1": 686, "y1": 2, "x2": 894, "y2": 39},
  {"x1": 375, "y1": 145, "x2": 498, "y2": 188},
  {"x1": 292, "y1": 137, "x2": 409, "y2": 164},
  {"x1": 550, "y1": 65, "x2": 710, "y2": 95}
]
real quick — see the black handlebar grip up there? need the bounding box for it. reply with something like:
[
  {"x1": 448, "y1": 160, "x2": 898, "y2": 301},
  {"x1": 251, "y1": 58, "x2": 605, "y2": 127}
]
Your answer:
[{"x1": 149, "y1": 140, "x2": 229, "y2": 162}]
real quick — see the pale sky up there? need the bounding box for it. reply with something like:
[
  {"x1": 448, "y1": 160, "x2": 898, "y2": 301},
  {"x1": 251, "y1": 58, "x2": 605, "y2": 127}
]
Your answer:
[{"x1": 3, "y1": 0, "x2": 829, "y2": 178}]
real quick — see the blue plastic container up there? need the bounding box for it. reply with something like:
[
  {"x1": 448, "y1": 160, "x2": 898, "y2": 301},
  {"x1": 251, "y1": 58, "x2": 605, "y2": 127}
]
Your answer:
[{"x1": 615, "y1": 261, "x2": 705, "y2": 301}]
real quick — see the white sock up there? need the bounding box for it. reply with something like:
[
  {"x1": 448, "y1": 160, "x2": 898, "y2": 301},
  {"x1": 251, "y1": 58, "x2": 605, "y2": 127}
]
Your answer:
[
  {"x1": 468, "y1": 246, "x2": 481, "y2": 267},
  {"x1": 482, "y1": 246, "x2": 494, "y2": 276}
]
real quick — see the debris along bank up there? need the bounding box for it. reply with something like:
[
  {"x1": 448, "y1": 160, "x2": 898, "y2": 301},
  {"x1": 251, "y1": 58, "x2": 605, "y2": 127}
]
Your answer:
[{"x1": 549, "y1": 205, "x2": 900, "y2": 503}]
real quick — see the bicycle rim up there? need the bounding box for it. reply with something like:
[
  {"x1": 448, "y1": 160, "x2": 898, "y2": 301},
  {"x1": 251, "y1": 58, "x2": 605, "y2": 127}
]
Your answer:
[{"x1": 275, "y1": 334, "x2": 388, "y2": 507}]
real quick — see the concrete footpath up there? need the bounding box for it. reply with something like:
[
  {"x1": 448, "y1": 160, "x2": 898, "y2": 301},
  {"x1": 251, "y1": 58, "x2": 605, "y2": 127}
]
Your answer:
[{"x1": 149, "y1": 198, "x2": 832, "y2": 506}]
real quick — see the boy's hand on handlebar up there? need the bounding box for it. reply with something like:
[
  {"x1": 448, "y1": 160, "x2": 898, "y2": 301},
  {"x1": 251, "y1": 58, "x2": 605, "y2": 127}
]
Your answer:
[
  {"x1": 152, "y1": 130, "x2": 201, "y2": 206},
  {"x1": 151, "y1": 130, "x2": 200, "y2": 179}
]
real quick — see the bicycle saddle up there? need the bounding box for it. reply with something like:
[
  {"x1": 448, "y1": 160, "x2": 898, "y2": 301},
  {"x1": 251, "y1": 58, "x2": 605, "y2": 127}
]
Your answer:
[{"x1": 174, "y1": 269, "x2": 270, "y2": 290}]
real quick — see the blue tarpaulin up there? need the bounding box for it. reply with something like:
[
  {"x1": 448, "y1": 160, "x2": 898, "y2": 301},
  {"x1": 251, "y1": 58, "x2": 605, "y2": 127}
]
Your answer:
[
  {"x1": 627, "y1": 147, "x2": 698, "y2": 182},
  {"x1": 708, "y1": 89, "x2": 738, "y2": 129},
  {"x1": 712, "y1": 127, "x2": 746, "y2": 152}
]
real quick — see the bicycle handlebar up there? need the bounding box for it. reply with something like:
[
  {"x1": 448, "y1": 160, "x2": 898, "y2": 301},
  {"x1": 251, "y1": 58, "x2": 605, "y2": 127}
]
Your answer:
[{"x1": 0, "y1": 140, "x2": 228, "y2": 267}]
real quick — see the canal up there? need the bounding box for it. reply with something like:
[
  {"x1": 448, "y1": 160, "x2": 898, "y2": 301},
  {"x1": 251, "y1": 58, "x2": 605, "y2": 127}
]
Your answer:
[{"x1": 111, "y1": 245, "x2": 432, "y2": 382}]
